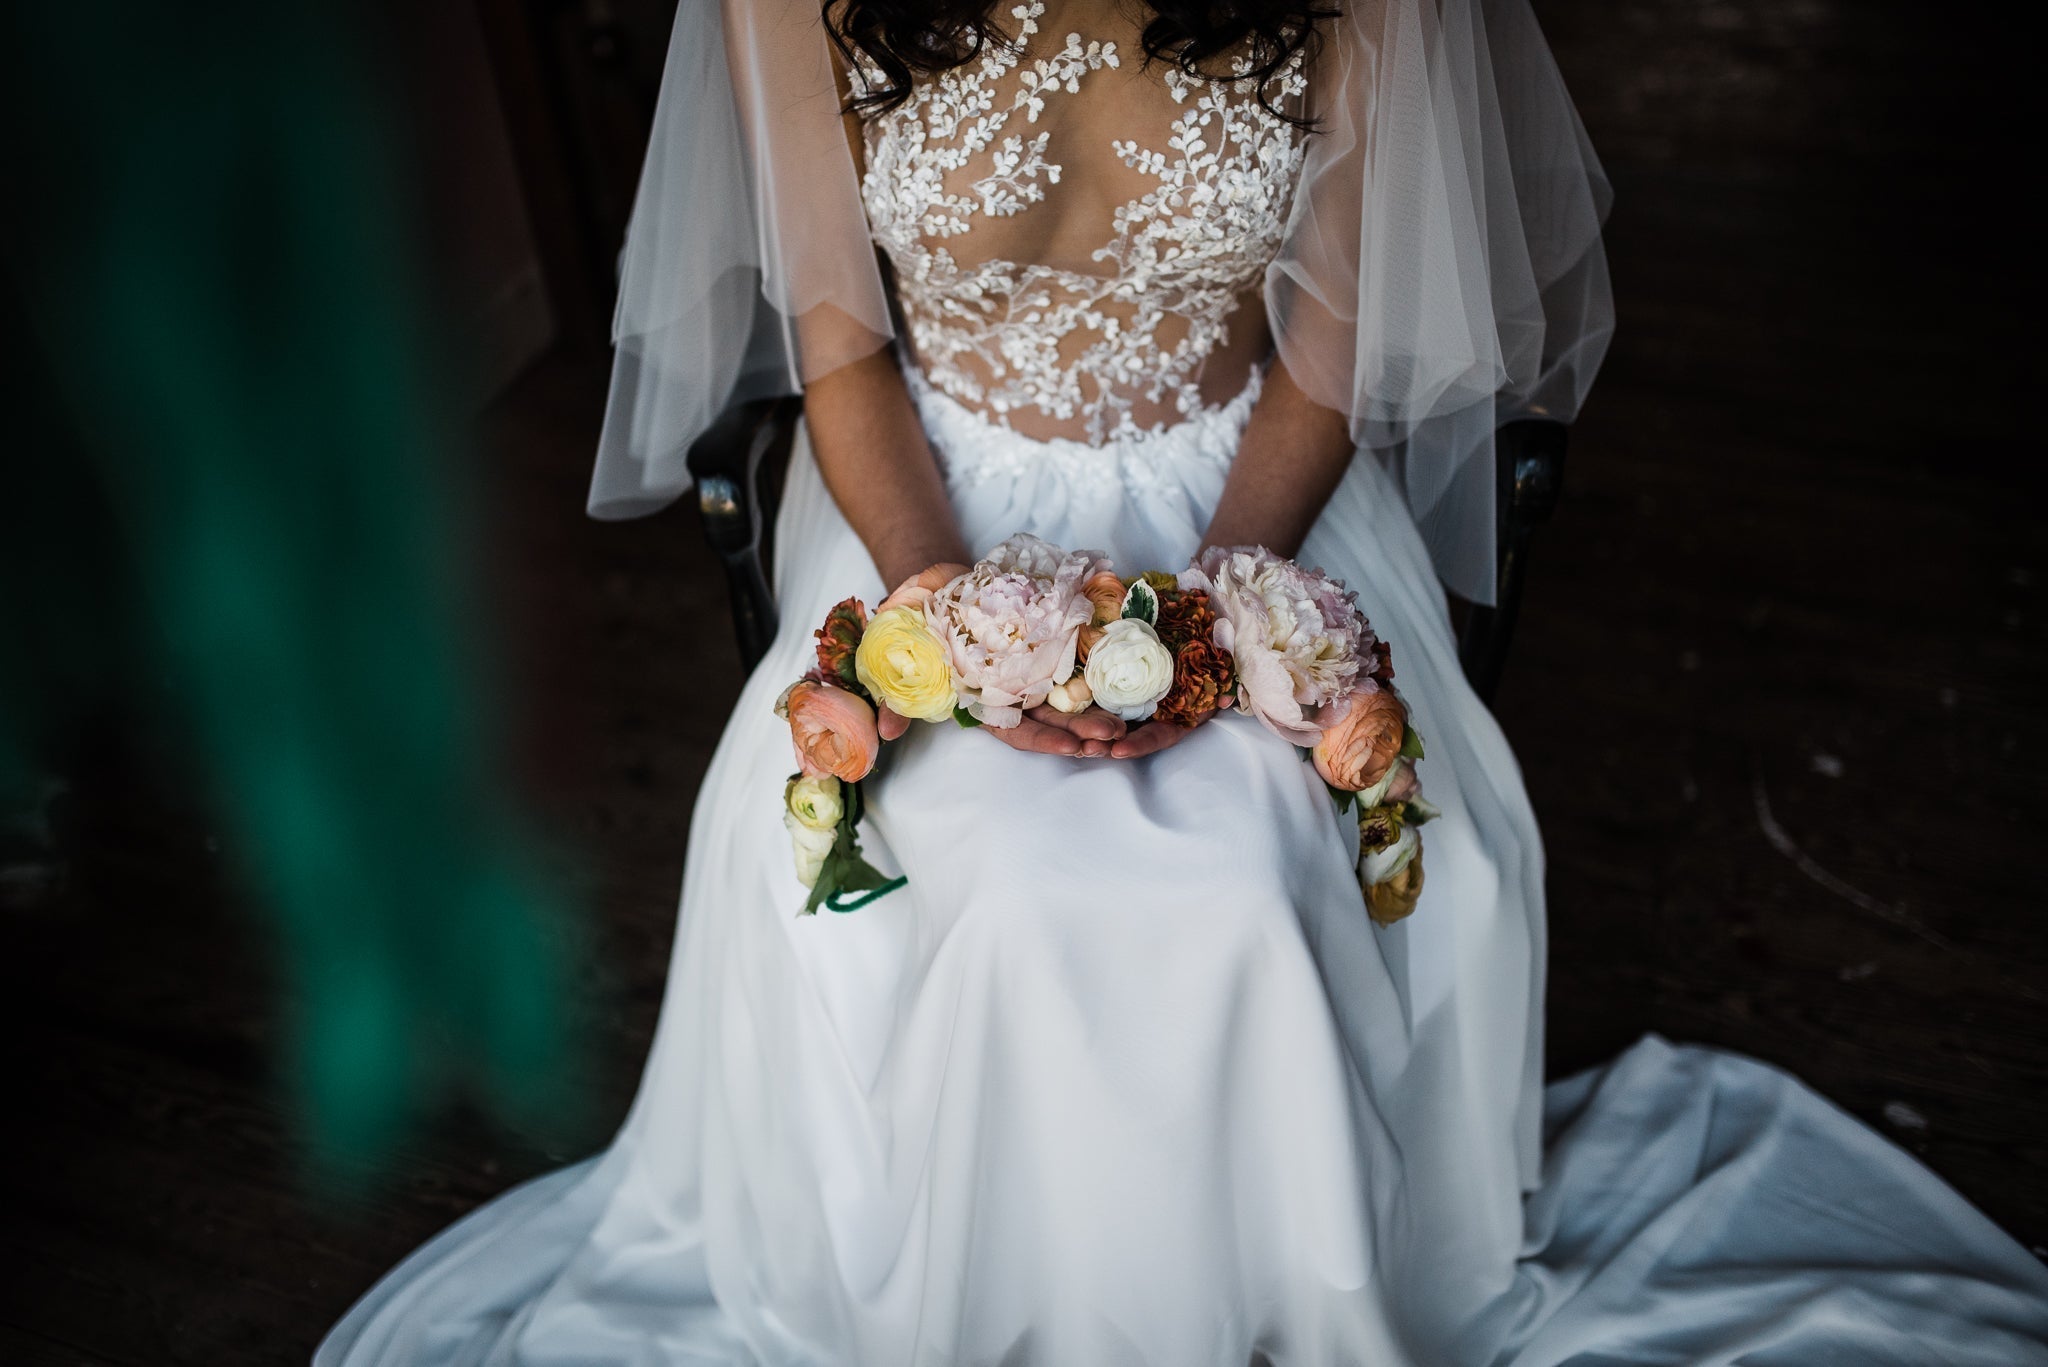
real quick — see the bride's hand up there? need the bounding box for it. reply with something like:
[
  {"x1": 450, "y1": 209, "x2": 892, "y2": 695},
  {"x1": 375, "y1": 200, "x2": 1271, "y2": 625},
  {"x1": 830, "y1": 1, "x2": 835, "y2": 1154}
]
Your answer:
[
  {"x1": 988, "y1": 704, "x2": 1125, "y2": 758},
  {"x1": 1109, "y1": 710, "x2": 1215, "y2": 759},
  {"x1": 874, "y1": 700, "x2": 1126, "y2": 756}
]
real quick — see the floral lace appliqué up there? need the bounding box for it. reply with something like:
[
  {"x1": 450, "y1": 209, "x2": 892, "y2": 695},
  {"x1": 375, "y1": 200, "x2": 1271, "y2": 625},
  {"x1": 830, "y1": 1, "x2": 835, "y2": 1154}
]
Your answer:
[{"x1": 856, "y1": 1, "x2": 1309, "y2": 444}]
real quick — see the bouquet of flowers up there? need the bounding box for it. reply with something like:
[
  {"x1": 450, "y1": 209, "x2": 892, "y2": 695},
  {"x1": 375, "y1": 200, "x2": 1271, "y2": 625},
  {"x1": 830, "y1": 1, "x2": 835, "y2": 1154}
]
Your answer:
[{"x1": 777, "y1": 534, "x2": 1436, "y2": 924}]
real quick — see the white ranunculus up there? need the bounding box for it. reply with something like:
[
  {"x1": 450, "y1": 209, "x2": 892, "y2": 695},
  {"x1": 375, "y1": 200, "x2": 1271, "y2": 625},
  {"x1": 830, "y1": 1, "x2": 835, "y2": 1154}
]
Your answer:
[
  {"x1": 784, "y1": 811, "x2": 838, "y2": 889},
  {"x1": 1359, "y1": 822, "x2": 1419, "y2": 886},
  {"x1": 783, "y1": 774, "x2": 844, "y2": 832},
  {"x1": 1082, "y1": 618, "x2": 1175, "y2": 722}
]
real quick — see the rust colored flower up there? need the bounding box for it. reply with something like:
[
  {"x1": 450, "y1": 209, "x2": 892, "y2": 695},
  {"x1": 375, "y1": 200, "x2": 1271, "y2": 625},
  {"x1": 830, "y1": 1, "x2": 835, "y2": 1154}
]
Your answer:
[
  {"x1": 1153, "y1": 587, "x2": 1218, "y2": 649},
  {"x1": 1154, "y1": 635, "x2": 1237, "y2": 728},
  {"x1": 815, "y1": 596, "x2": 868, "y2": 691},
  {"x1": 1369, "y1": 638, "x2": 1395, "y2": 684},
  {"x1": 1076, "y1": 621, "x2": 1107, "y2": 665}
]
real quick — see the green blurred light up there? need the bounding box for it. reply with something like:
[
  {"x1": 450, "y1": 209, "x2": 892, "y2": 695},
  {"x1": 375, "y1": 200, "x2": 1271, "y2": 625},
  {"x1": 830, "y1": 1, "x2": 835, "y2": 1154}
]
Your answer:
[{"x1": 4, "y1": 0, "x2": 581, "y2": 1178}]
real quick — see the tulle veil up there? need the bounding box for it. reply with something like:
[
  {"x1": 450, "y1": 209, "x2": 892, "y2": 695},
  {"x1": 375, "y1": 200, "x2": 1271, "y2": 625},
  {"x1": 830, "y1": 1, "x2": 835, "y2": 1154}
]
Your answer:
[{"x1": 587, "y1": 0, "x2": 1612, "y2": 605}]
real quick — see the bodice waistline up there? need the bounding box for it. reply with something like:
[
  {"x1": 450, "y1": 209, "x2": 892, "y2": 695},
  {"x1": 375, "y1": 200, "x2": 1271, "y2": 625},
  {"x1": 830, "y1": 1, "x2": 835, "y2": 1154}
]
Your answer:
[{"x1": 905, "y1": 362, "x2": 1263, "y2": 495}]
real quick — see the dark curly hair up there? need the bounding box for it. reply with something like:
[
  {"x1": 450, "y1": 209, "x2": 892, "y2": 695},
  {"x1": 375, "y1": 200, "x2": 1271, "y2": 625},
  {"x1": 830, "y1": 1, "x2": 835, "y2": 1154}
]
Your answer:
[{"x1": 823, "y1": 1, "x2": 1338, "y2": 127}]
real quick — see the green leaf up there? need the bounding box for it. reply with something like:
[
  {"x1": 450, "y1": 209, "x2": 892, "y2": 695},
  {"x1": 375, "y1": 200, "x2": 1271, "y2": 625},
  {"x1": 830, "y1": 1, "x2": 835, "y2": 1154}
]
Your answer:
[
  {"x1": 1399, "y1": 724, "x2": 1425, "y2": 761},
  {"x1": 801, "y1": 783, "x2": 908, "y2": 915},
  {"x1": 829, "y1": 853, "x2": 892, "y2": 895},
  {"x1": 1326, "y1": 782, "x2": 1357, "y2": 817},
  {"x1": 1401, "y1": 797, "x2": 1441, "y2": 827},
  {"x1": 953, "y1": 705, "x2": 982, "y2": 728},
  {"x1": 1121, "y1": 580, "x2": 1159, "y2": 625}
]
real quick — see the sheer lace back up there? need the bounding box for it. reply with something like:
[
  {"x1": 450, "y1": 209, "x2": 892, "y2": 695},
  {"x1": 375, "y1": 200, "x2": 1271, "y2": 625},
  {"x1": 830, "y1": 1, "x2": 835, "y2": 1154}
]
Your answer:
[{"x1": 853, "y1": 0, "x2": 1309, "y2": 444}]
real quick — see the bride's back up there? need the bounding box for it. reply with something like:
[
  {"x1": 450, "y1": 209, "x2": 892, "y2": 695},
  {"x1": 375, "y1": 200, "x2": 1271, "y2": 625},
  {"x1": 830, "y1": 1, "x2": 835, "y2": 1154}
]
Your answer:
[{"x1": 845, "y1": 0, "x2": 1312, "y2": 443}]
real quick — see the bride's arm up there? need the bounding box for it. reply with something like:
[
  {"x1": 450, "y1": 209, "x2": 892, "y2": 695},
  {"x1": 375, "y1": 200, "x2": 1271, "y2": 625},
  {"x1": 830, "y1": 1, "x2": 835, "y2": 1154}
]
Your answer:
[
  {"x1": 806, "y1": 80, "x2": 974, "y2": 591},
  {"x1": 803, "y1": 351, "x2": 971, "y2": 591},
  {"x1": 810, "y1": 58, "x2": 1118, "y2": 756},
  {"x1": 1197, "y1": 357, "x2": 1355, "y2": 557}
]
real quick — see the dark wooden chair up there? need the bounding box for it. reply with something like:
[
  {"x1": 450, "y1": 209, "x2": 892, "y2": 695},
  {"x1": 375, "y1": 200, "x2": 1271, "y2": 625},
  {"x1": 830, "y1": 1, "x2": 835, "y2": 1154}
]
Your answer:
[{"x1": 687, "y1": 399, "x2": 1566, "y2": 705}]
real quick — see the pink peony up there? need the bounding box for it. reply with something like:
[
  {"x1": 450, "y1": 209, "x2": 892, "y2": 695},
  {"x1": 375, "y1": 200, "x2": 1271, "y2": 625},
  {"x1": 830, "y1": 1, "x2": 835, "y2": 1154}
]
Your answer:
[
  {"x1": 926, "y1": 534, "x2": 1112, "y2": 727},
  {"x1": 1181, "y1": 546, "x2": 1373, "y2": 746}
]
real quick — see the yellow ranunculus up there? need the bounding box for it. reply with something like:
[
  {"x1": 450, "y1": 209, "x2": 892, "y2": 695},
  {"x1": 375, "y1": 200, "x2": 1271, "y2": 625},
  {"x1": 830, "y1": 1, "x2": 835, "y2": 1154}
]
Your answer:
[
  {"x1": 784, "y1": 774, "x2": 844, "y2": 832},
  {"x1": 855, "y1": 605, "x2": 957, "y2": 722}
]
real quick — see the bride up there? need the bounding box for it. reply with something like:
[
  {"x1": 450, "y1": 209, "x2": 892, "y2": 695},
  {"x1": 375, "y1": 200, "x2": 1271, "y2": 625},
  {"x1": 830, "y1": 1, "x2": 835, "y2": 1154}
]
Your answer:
[{"x1": 321, "y1": 1, "x2": 2048, "y2": 1362}]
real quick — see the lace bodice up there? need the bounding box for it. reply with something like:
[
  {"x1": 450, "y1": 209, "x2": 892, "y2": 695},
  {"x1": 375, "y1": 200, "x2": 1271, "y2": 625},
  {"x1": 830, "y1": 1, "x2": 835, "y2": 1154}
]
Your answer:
[{"x1": 853, "y1": 1, "x2": 1310, "y2": 445}]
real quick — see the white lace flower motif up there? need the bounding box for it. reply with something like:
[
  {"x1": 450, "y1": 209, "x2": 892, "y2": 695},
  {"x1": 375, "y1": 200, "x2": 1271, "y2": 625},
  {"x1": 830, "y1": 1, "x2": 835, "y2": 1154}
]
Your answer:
[{"x1": 854, "y1": 0, "x2": 1308, "y2": 445}]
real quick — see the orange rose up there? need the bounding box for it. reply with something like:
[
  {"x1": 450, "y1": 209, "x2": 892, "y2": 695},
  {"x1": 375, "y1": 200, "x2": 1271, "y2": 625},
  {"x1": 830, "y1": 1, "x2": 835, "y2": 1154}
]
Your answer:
[
  {"x1": 1312, "y1": 686, "x2": 1406, "y2": 794},
  {"x1": 880, "y1": 562, "x2": 970, "y2": 613},
  {"x1": 1075, "y1": 621, "x2": 1107, "y2": 665},
  {"x1": 782, "y1": 681, "x2": 880, "y2": 782},
  {"x1": 1081, "y1": 571, "x2": 1128, "y2": 624}
]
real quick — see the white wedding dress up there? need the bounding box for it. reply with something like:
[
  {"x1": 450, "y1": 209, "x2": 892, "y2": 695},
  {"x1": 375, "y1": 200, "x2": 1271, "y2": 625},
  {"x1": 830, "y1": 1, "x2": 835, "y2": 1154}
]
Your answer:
[{"x1": 320, "y1": 6, "x2": 2048, "y2": 1363}]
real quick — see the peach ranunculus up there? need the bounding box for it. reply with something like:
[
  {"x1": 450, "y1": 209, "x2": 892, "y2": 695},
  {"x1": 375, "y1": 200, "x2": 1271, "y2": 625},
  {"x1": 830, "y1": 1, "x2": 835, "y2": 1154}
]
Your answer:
[
  {"x1": 1312, "y1": 683, "x2": 1408, "y2": 797},
  {"x1": 1081, "y1": 570, "x2": 1128, "y2": 624},
  {"x1": 778, "y1": 680, "x2": 880, "y2": 782},
  {"x1": 880, "y1": 562, "x2": 970, "y2": 614}
]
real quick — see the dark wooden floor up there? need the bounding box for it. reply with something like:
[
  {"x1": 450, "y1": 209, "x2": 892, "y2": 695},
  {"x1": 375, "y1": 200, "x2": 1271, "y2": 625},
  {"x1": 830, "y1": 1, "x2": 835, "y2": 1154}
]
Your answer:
[{"x1": 3, "y1": 1, "x2": 2044, "y2": 1362}]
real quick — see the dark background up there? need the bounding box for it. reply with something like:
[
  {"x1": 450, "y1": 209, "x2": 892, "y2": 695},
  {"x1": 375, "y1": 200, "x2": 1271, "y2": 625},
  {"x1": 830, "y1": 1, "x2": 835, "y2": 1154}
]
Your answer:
[{"x1": 2, "y1": 0, "x2": 2044, "y2": 1361}]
